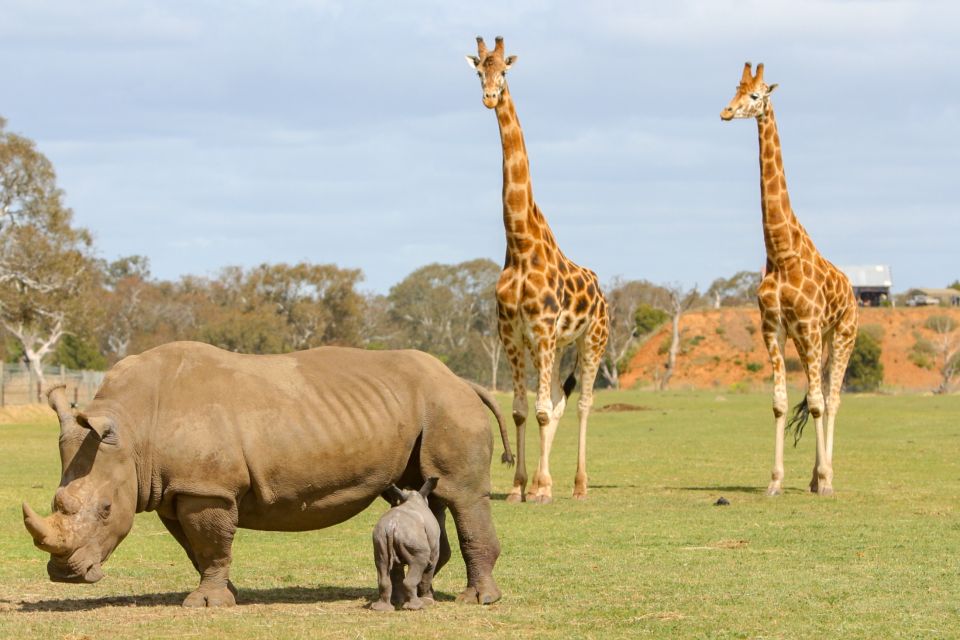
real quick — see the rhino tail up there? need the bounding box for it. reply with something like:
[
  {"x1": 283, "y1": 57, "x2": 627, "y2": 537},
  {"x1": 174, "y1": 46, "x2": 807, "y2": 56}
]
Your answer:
[{"x1": 462, "y1": 379, "x2": 515, "y2": 466}]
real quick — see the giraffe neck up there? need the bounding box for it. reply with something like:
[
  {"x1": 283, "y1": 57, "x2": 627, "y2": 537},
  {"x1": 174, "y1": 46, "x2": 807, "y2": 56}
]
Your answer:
[
  {"x1": 756, "y1": 107, "x2": 806, "y2": 266},
  {"x1": 495, "y1": 87, "x2": 558, "y2": 263}
]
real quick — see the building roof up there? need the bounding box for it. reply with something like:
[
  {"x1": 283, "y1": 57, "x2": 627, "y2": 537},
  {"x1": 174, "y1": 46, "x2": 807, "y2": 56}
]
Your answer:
[{"x1": 840, "y1": 265, "x2": 893, "y2": 288}]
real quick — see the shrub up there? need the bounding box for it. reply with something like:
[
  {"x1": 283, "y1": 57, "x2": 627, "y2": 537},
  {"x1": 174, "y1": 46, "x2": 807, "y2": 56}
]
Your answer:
[
  {"x1": 635, "y1": 304, "x2": 669, "y2": 335},
  {"x1": 860, "y1": 324, "x2": 885, "y2": 343},
  {"x1": 924, "y1": 315, "x2": 957, "y2": 333},
  {"x1": 909, "y1": 332, "x2": 936, "y2": 370},
  {"x1": 745, "y1": 361, "x2": 764, "y2": 373},
  {"x1": 844, "y1": 330, "x2": 884, "y2": 392}
]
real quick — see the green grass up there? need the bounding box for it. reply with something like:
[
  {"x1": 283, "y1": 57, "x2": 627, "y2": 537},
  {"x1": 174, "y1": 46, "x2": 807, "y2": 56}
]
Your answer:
[{"x1": 2, "y1": 390, "x2": 959, "y2": 639}]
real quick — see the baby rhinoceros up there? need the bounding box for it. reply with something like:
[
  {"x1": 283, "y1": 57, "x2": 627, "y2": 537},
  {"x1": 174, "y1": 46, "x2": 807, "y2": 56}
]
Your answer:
[{"x1": 371, "y1": 478, "x2": 441, "y2": 611}]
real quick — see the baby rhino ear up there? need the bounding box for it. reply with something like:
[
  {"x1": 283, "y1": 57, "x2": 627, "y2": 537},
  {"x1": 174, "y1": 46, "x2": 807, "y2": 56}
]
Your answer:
[
  {"x1": 419, "y1": 477, "x2": 439, "y2": 498},
  {"x1": 381, "y1": 484, "x2": 405, "y2": 507}
]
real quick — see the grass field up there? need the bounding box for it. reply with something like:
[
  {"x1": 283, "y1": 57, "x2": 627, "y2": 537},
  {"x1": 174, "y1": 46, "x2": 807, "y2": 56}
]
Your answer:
[{"x1": 1, "y1": 390, "x2": 958, "y2": 639}]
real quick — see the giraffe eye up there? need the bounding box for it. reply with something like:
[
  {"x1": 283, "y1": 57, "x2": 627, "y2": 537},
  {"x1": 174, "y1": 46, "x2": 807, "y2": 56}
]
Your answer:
[{"x1": 750, "y1": 93, "x2": 760, "y2": 100}]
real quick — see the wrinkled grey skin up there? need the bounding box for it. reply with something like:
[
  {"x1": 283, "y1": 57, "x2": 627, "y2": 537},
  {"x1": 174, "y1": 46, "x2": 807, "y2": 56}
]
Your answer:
[
  {"x1": 371, "y1": 478, "x2": 442, "y2": 611},
  {"x1": 23, "y1": 341, "x2": 514, "y2": 607}
]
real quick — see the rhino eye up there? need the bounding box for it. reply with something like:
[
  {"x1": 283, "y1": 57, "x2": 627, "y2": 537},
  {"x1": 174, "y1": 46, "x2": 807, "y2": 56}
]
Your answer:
[{"x1": 98, "y1": 501, "x2": 112, "y2": 520}]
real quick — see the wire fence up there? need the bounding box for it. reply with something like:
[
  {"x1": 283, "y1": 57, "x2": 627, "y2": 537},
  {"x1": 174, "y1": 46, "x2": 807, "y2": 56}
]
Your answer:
[{"x1": 0, "y1": 363, "x2": 105, "y2": 407}]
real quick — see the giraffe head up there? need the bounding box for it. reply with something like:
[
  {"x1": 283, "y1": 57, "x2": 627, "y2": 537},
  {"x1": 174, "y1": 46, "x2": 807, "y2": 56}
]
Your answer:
[
  {"x1": 721, "y1": 62, "x2": 778, "y2": 121},
  {"x1": 465, "y1": 36, "x2": 517, "y2": 109}
]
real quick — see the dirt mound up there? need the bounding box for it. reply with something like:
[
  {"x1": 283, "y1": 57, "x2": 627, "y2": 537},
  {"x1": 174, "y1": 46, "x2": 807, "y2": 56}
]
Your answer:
[
  {"x1": 595, "y1": 402, "x2": 652, "y2": 412},
  {"x1": 620, "y1": 307, "x2": 960, "y2": 392}
]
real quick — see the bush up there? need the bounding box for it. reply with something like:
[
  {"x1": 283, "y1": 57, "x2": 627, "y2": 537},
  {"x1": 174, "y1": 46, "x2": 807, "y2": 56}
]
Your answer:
[
  {"x1": 635, "y1": 304, "x2": 669, "y2": 335},
  {"x1": 844, "y1": 330, "x2": 884, "y2": 392},
  {"x1": 924, "y1": 315, "x2": 957, "y2": 333},
  {"x1": 745, "y1": 361, "x2": 764, "y2": 373},
  {"x1": 909, "y1": 332, "x2": 936, "y2": 370}
]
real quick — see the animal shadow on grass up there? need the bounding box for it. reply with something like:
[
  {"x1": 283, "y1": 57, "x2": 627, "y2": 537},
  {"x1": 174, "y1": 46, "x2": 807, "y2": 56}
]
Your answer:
[
  {"x1": 674, "y1": 485, "x2": 805, "y2": 495},
  {"x1": 14, "y1": 585, "x2": 456, "y2": 612},
  {"x1": 491, "y1": 484, "x2": 627, "y2": 501}
]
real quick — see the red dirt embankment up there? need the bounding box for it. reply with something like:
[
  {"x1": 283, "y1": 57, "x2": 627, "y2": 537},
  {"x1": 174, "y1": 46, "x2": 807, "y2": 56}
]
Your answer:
[{"x1": 619, "y1": 307, "x2": 960, "y2": 392}]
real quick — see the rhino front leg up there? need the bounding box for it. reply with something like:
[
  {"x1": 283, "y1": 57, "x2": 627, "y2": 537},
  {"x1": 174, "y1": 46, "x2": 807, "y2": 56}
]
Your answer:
[
  {"x1": 175, "y1": 496, "x2": 238, "y2": 608},
  {"x1": 158, "y1": 515, "x2": 238, "y2": 599}
]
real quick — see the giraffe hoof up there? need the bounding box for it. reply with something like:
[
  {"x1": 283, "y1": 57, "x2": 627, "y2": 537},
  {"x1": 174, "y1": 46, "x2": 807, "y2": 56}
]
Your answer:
[
  {"x1": 505, "y1": 492, "x2": 524, "y2": 504},
  {"x1": 572, "y1": 491, "x2": 588, "y2": 501},
  {"x1": 765, "y1": 485, "x2": 782, "y2": 497},
  {"x1": 817, "y1": 486, "x2": 834, "y2": 497},
  {"x1": 533, "y1": 494, "x2": 553, "y2": 505}
]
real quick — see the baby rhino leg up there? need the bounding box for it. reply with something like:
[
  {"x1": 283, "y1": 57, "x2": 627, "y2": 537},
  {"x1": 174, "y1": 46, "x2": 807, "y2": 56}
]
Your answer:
[{"x1": 371, "y1": 534, "x2": 396, "y2": 612}]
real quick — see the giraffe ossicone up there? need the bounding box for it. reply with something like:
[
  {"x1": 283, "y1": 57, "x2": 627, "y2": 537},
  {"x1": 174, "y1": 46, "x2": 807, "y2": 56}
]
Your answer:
[{"x1": 467, "y1": 36, "x2": 609, "y2": 504}]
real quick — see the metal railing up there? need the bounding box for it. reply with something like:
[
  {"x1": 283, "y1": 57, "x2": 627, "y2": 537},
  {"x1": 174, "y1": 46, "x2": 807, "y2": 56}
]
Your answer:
[{"x1": 0, "y1": 363, "x2": 105, "y2": 407}]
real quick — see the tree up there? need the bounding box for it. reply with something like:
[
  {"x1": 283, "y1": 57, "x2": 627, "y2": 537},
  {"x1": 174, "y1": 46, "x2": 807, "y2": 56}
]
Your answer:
[
  {"x1": 599, "y1": 278, "x2": 671, "y2": 388},
  {"x1": 843, "y1": 330, "x2": 883, "y2": 392},
  {"x1": 924, "y1": 315, "x2": 960, "y2": 394},
  {"x1": 188, "y1": 262, "x2": 365, "y2": 354},
  {"x1": 705, "y1": 271, "x2": 761, "y2": 308},
  {"x1": 386, "y1": 259, "x2": 503, "y2": 386},
  {"x1": 100, "y1": 255, "x2": 151, "y2": 362},
  {"x1": 658, "y1": 285, "x2": 701, "y2": 391},
  {"x1": 0, "y1": 117, "x2": 97, "y2": 383}
]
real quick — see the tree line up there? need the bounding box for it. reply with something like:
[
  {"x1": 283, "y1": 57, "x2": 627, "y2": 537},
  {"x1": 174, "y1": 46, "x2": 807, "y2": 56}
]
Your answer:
[{"x1": 0, "y1": 115, "x2": 773, "y2": 389}]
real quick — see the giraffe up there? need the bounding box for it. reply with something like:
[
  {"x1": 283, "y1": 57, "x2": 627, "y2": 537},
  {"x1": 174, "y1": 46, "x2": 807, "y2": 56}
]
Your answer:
[
  {"x1": 721, "y1": 62, "x2": 859, "y2": 496},
  {"x1": 466, "y1": 36, "x2": 609, "y2": 504}
]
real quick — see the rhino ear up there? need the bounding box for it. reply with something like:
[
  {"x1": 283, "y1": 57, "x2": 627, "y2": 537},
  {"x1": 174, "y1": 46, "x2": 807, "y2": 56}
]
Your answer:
[
  {"x1": 419, "y1": 477, "x2": 439, "y2": 498},
  {"x1": 381, "y1": 485, "x2": 405, "y2": 507},
  {"x1": 76, "y1": 413, "x2": 118, "y2": 445}
]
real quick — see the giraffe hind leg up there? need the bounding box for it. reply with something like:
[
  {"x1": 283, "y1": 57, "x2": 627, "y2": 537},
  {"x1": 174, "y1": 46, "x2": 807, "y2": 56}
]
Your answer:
[{"x1": 502, "y1": 333, "x2": 528, "y2": 504}]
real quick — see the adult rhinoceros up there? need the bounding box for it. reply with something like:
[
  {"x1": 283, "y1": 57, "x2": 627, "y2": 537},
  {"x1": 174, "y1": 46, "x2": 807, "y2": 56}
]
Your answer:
[{"x1": 22, "y1": 341, "x2": 513, "y2": 607}]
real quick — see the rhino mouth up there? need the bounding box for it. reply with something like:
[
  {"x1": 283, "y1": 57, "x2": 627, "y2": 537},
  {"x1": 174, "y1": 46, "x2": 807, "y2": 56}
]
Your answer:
[{"x1": 47, "y1": 559, "x2": 104, "y2": 584}]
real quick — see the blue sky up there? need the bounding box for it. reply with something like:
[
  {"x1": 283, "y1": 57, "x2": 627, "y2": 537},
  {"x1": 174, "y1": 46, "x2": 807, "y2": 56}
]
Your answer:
[{"x1": 2, "y1": 1, "x2": 957, "y2": 293}]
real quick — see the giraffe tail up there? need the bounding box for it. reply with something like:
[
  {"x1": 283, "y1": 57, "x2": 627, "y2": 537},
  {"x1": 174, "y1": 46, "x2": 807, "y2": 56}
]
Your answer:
[
  {"x1": 562, "y1": 355, "x2": 579, "y2": 398},
  {"x1": 462, "y1": 379, "x2": 515, "y2": 466},
  {"x1": 786, "y1": 395, "x2": 810, "y2": 447}
]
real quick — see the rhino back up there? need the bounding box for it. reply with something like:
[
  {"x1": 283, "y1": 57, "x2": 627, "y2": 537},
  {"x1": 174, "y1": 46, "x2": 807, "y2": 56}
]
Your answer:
[{"x1": 93, "y1": 342, "x2": 448, "y2": 531}]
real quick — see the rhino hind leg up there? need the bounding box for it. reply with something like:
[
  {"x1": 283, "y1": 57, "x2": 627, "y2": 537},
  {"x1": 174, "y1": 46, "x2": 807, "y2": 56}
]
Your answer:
[
  {"x1": 448, "y1": 498, "x2": 502, "y2": 605},
  {"x1": 176, "y1": 496, "x2": 238, "y2": 608}
]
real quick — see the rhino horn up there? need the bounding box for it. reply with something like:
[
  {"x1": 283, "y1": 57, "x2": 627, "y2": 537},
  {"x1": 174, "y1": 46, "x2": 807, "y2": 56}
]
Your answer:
[
  {"x1": 22, "y1": 502, "x2": 69, "y2": 554},
  {"x1": 46, "y1": 384, "x2": 77, "y2": 437}
]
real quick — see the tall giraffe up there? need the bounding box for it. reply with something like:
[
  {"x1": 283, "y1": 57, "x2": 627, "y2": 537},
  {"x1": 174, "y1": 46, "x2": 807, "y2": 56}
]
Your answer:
[
  {"x1": 721, "y1": 62, "x2": 858, "y2": 496},
  {"x1": 466, "y1": 36, "x2": 608, "y2": 504}
]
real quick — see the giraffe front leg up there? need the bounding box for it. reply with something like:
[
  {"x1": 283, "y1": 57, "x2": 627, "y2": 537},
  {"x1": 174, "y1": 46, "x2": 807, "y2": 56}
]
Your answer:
[
  {"x1": 762, "y1": 319, "x2": 788, "y2": 496},
  {"x1": 533, "y1": 335, "x2": 557, "y2": 429},
  {"x1": 530, "y1": 357, "x2": 567, "y2": 504}
]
